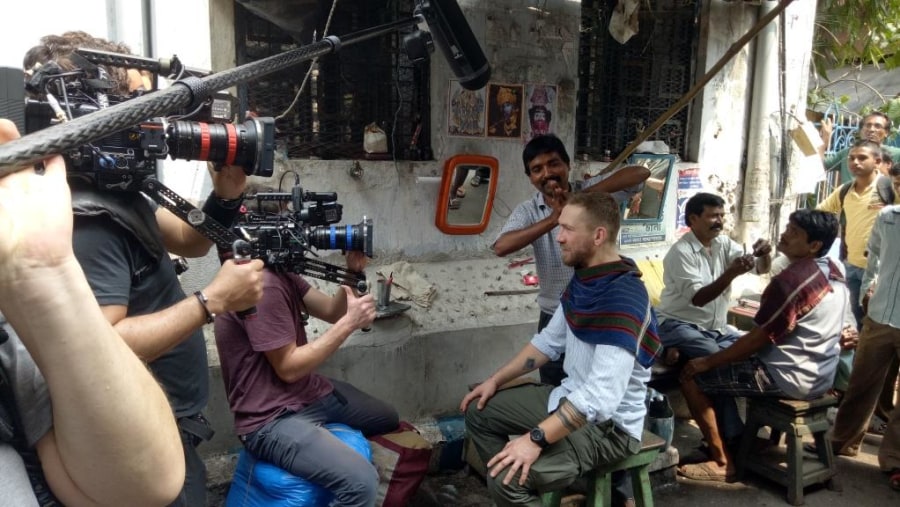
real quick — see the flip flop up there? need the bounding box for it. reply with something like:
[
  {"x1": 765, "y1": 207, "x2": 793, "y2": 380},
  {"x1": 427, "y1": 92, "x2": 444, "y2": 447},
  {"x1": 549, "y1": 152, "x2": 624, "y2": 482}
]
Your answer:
[
  {"x1": 448, "y1": 198, "x2": 461, "y2": 210},
  {"x1": 677, "y1": 462, "x2": 731, "y2": 482},
  {"x1": 455, "y1": 187, "x2": 467, "y2": 198}
]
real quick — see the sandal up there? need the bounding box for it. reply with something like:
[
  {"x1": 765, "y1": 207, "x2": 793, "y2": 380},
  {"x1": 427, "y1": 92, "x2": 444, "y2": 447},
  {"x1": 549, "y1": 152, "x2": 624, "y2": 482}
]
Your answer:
[
  {"x1": 455, "y1": 187, "x2": 467, "y2": 198},
  {"x1": 448, "y1": 198, "x2": 461, "y2": 210}
]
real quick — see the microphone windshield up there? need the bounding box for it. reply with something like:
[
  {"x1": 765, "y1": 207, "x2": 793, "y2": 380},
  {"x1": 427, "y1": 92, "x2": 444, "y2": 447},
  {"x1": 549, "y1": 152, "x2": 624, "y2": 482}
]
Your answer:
[{"x1": 416, "y1": 0, "x2": 490, "y2": 90}]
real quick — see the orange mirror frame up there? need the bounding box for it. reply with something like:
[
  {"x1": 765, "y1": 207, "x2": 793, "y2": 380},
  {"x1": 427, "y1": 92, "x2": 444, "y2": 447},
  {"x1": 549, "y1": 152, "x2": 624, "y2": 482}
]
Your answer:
[{"x1": 434, "y1": 154, "x2": 499, "y2": 235}]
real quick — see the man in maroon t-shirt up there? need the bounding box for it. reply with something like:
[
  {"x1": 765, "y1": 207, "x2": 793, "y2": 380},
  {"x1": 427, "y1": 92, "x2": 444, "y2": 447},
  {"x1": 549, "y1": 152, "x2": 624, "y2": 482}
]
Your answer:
[{"x1": 214, "y1": 251, "x2": 398, "y2": 507}]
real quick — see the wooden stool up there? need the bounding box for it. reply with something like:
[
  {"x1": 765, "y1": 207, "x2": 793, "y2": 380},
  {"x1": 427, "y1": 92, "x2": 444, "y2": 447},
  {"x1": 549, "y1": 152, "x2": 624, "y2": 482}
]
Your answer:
[
  {"x1": 735, "y1": 396, "x2": 839, "y2": 505},
  {"x1": 541, "y1": 430, "x2": 666, "y2": 507}
]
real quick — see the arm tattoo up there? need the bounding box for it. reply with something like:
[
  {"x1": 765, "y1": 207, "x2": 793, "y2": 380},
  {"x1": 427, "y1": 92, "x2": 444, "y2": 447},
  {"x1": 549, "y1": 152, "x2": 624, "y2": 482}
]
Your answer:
[
  {"x1": 523, "y1": 357, "x2": 536, "y2": 371},
  {"x1": 554, "y1": 398, "x2": 588, "y2": 432}
]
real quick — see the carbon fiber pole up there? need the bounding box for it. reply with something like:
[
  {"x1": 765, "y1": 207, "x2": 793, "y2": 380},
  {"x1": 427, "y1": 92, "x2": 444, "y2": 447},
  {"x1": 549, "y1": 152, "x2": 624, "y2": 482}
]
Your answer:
[{"x1": 0, "y1": 17, "x2": 417, "y2": 177}]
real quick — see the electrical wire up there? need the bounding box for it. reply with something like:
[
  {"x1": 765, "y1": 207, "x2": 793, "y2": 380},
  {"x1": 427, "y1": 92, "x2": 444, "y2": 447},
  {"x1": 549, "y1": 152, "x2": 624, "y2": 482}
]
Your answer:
[{"x1": 275, "y1": 0, "x2": 340, "y2": 120}]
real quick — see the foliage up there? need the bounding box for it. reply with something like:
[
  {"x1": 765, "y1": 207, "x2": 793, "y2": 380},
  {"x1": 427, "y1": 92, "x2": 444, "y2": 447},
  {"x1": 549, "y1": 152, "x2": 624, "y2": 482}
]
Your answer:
[{"x1": 813, "y1": 0, "x2": 900, "y2": 78}]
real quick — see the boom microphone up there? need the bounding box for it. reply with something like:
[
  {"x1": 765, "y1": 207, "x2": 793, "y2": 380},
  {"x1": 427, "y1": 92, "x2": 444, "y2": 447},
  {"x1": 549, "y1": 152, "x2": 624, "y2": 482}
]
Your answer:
[{"x1": 416, "y1": 0, "x2": 490, "y2": 90}]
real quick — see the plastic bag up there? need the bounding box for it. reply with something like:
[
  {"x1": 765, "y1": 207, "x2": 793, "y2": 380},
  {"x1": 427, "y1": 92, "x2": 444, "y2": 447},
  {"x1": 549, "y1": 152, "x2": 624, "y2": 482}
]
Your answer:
[
  {"x1": 225, "y1": 423, "x2": 372, "y2": 507},
  {"x1": 363, "y1": 123, "x2": 388, "y2": 154},
  {"x1": 644, "y1": 387, "x2": 674, "y2": 449}
]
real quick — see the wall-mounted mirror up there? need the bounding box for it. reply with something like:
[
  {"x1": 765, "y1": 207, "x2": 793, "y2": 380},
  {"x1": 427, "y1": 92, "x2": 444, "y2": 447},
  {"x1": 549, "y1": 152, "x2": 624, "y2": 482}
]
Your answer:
[
  {"x1": 622, "y1": 154, "x2": 675, "y2": 221},
  {"x1": 435, "y1": 154, "x2": 499, "y2": 235}
]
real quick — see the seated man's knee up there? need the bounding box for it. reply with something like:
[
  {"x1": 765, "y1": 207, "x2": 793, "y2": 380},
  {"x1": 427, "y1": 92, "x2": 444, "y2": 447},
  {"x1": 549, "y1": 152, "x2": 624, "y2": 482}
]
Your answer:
[{"x1": 333, "y1": 462, "x2": 379, "y2": 505}]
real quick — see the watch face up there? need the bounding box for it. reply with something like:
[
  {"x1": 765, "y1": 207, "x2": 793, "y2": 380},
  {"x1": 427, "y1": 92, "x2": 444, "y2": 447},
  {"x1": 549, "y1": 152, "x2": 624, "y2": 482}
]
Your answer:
[{"x1": 530, "y1": 427, "x2": 546, "y2": 446}]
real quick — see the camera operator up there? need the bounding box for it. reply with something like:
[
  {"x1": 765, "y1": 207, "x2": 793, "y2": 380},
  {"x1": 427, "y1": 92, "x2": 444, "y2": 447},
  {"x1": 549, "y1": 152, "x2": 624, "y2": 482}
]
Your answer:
[
  {"x1": 213, "y1": 188, "x2": 399, "y2": 506},
  {"x1": 25, "y1": 32, "x2": 265, "y2": 506},
  {"x1": 0, "y1": 118, "x2": 184, "y2": 506}
]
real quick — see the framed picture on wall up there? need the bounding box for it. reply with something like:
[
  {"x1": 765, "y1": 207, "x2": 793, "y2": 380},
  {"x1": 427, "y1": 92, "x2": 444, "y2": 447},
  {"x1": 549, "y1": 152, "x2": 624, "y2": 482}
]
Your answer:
[
  {"x1": 522, "y1": 84, "x2": 557, "y2": 143},
  {"x1": 447, "y1": 79, "x2": 486, "y2": 137},
  {"x1": 486, "y1": 83, "x2": 524, "y2": 140}
]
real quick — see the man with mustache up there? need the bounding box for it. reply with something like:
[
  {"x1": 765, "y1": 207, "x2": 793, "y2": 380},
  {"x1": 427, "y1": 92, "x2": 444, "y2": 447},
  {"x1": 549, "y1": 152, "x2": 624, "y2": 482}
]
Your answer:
[
  {"x1": 656, "y1": 193, "x2": 771, "y2": 367},
  {"x1": 492, "y1": 135, "x2": 649, "y2": 507},
  {"x1": 678, "y1": 209, "x2": 848, "y2": 482},
  {"x1": 493, "y1": 134, "x2": 649, "y2": 387}
]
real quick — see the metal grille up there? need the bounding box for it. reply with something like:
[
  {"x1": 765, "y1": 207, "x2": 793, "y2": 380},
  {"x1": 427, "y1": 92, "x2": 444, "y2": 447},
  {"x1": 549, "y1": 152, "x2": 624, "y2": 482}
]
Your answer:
[
  {"x1": 576, "y1": 0, "x2": 698, "y2": 160},
  {"x1": 234, "y1": 1, "x2": 430, "y2": 160}
]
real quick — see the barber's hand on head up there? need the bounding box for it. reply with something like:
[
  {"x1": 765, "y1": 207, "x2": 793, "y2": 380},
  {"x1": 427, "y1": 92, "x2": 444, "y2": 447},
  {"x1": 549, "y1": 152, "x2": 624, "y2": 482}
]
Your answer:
[
  {"x1": 680, "y1": 357, "x2": 710, "y2": 383},
  {"x1": 460, "y1": 376, "x2": 498, "y2": 412},
  {"x1": 202, "y1": 258, "x2": 264, "y2": 314},
  {"x1": 207, "y1": 163, "x2": 247, "y2": 200},
  {"x1": 345, "y1": 250, "x2": 367, "y2": 273},
  {"x1": 751, "y1": 239, "x2": 772, "y2": 257},
  {"x1": 341, "y1": 285, "x2": 376, "y2": 330},
  {"x1": 0, "y1": 120, "x2": 73, "y2": 282}
]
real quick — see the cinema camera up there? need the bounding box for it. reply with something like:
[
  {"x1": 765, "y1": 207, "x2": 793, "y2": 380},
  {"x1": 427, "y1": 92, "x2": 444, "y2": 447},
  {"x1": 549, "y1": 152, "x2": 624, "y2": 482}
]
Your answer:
[
  {"x1": 22, "y1": 49, "x2": 274, "y2": 191},
  {"x1": 235, "y1": 186, "x2": 374, "y2": 288}
]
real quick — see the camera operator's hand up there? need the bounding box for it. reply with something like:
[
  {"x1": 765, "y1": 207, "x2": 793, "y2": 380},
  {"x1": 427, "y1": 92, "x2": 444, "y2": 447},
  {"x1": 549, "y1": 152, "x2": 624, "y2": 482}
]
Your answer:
[
  {"x1": 208, "y1": 163, "x2": 247, "y2": 200},
  {"x1": 203, "y1": 258, "x2": 265, "y2": 314},
  {"x1": 345, "y1": 250, "x2": 368, "y2": 273},
  {"x1": 340, "y1": 285, "x2": 376, "y2": 331},
  {"x1": 0, "y1": 119, "x2": 74, "y2": 284}
]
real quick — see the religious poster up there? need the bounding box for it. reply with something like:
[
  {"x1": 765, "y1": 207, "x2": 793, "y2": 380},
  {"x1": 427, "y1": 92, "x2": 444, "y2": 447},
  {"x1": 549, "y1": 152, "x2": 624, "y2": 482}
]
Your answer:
[
  {"x1": 486, "y1": 83, "x2": 524, "y2": 139},
  {"x1": 522, "y1": 84, "x2": 557, "y2": 142},
  {"x1": 447, "y1": 80, "x2": 486, "y2": 137},
  {"x1": 675, "y1": 167, "x2": 703, "y2": 237}
]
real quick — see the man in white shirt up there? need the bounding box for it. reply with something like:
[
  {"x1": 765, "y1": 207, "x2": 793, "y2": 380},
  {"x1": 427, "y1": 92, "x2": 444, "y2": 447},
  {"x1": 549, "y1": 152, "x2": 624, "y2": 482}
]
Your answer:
[{"x1": 656, "y1": 192, "x2": 771, "y2": 364}]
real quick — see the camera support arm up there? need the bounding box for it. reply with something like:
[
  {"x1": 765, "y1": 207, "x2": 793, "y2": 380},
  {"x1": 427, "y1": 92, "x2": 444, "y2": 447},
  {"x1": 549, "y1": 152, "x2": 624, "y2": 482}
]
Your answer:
[{"x1": 141, "y1": 177, "x2": 368, "y2": 291}]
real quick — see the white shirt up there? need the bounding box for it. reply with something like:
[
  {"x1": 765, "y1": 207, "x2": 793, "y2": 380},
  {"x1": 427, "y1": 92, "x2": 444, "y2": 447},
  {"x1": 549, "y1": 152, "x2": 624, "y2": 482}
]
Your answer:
[
  {"x1": 655, "y1": 231, "x2": 745, "y2": 332},
  {"x1": 531, "y1": 307, "x2": 650, "y2": 440}
]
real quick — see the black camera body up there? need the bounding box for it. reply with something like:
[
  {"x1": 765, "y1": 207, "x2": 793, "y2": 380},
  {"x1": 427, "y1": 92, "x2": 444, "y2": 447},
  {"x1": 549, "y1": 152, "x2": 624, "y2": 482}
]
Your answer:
[
  {"x1": 239, "y1": 187, "x2": 374, "y2": 266},
  {"x1": 15, "y1": 50, "x2": 276, "y2": 191}
]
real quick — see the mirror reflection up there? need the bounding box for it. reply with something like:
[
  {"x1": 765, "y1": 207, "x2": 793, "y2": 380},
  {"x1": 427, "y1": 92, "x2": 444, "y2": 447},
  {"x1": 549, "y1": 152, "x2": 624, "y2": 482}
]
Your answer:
[
  {"x1": 447, "y1": 164, "x2": 492, "y2": 226},
  {"x1": 623, "y1": 154, "x2": 675, "y2": 221}
]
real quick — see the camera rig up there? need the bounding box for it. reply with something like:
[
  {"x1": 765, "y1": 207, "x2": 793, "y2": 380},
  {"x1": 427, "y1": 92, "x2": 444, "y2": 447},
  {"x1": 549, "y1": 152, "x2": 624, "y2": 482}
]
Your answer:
[{"x1": 0, "y1": 0, "x2": 490, "y2": 290}]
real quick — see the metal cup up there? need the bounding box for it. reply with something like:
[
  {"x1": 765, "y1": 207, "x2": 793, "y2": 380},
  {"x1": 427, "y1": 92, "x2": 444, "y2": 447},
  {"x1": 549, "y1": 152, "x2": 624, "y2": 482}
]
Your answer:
[{"x1": 376, "y1": 279, "x2": 391, "y2": 309}]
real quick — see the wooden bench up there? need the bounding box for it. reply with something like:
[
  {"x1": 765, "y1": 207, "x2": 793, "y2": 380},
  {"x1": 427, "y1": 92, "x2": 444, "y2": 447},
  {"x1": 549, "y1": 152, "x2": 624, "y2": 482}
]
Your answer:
[
  {"x1": 540, "y1": 430, "x2": 666, "y2": 507},
  {"x1": 735, "y1": 396, "x2": 840, "y2": 505}
]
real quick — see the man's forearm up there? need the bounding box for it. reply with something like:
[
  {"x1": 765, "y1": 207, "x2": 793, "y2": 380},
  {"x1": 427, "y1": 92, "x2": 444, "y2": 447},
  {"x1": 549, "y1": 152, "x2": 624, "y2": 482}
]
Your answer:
[
  {"x1": 705, "y1": 327, "x2": 768, "y2": 370},
  {"x1": 488, "y1": 343, "x2": 550, "y2": 386},
  {"x1": 692, "y1": 271, "x2": 737, "y2": 307},
  {"x1": 1, "y1": 258, "x2": 184, "y2": 506},
  {"x1": 493, "y1": 216, "x2": 558, "y2": 257},
  {"x1": 111, "y1": 295, "x2": 209, "y2": 361}
]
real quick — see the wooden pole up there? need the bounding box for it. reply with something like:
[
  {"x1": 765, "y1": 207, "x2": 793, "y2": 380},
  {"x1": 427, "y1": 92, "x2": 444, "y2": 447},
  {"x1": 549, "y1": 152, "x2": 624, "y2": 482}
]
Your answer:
[{"x1": 599, "y1": 0, "x2": 796, "y2": 175}]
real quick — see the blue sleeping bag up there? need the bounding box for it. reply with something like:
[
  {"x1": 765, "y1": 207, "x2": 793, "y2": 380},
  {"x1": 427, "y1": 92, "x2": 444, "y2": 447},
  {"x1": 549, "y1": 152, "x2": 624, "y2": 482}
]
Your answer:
[{"x1": 225, "y1": 423, "x2": 372, "y2": 507}]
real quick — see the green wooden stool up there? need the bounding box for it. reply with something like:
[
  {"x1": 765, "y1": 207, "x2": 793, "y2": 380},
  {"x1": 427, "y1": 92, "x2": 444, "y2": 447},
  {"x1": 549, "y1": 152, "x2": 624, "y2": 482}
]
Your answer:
[
  {"x1": 541, "y1": 430, "x2": 666, "y2": 507},
  {"x1": 735, "y1": 396, "x2": 839, "y2": 506}
]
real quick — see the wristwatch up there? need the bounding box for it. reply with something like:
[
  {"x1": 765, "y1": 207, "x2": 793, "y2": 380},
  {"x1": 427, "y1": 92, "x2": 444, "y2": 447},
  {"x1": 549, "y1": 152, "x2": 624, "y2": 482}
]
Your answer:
[{"x1": 529, "y1": 426, "x2": 550, "y2": 449}]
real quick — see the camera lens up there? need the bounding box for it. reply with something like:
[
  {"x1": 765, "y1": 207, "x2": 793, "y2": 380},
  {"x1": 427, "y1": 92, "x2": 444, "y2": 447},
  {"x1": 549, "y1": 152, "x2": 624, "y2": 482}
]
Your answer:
[
  {"x1": 307, "y1": 218, "x2": 374, "y2": 258},
  {"x1": 167, "y1": 117, "x2": 275, "y2": 177}
]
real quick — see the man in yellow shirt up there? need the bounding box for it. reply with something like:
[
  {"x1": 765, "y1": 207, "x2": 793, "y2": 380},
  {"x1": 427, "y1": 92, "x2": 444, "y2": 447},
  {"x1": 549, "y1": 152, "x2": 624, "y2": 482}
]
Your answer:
[{"x1": 817, "y1": 140, "x2": 886, "y2": 394}]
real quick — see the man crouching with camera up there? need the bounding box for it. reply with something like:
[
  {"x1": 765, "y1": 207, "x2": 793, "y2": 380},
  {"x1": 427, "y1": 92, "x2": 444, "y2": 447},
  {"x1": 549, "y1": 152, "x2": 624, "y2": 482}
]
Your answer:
[{"x1": 22, "y1": 31, "x2": 264, "y2": 506}]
